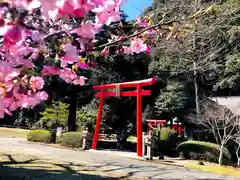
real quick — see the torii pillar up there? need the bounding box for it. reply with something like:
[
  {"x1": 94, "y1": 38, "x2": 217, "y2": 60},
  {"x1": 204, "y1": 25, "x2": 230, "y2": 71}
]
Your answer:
[{"x1": 92, "y1": 77, "x2": 156, "y2": 157}]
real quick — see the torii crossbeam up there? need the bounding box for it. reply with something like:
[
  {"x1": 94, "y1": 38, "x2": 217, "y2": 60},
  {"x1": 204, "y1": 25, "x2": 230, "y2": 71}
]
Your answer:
[{"x1": 92, "y1": 77, "x2": 156, "y2": 157}]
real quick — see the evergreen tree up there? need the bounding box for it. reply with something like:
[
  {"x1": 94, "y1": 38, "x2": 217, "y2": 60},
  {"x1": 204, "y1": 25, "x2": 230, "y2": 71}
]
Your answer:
[
  {"x1": 144, "y1": 0, "x2": 240, "y2": 122},
  {"x1": 38, "y1": 101, "x2": 69, "y2": 129},
  {"x1": 154, "y1": 81, "x2": 187, "y2": 120}
]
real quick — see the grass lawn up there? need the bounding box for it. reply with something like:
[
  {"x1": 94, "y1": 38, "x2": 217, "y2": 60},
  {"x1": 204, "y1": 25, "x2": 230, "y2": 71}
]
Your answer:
[
  {"x1": 0, "y1": 127, "x2": 29, "y2": 138},
  {"x1": 0, "y1": 152, "x2": 147, "y2": 180},
  {"x1": 184, "y1": 161, "x2": 240, "y2": 177},
  {"x1": 127, "y1": 136, "x2": 137, "y2": 143}
]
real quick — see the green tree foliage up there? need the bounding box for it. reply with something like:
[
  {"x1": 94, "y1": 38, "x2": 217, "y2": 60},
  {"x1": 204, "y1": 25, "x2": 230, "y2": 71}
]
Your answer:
[
  {"x1": 38, "y1": 101, "x2": 69, "y2": 129},
  {"x1": 76, "y1": 99, "x2": 98, "y2": 132},
  {"x1": 154, "y1": 81, "x2": 187, "y2": 119},
  {"x1": 145, "y1": 0, "x2": 240, "y2": 121},
  {"x1": 208, "y1": 0, "x2": 240, "y2": 96},
  {"x1": 0, "y1": 105, "x2": 44, "y2": 128},
  {"x1": 215, "y1": 53, "x2": 240, "y2": 94}
]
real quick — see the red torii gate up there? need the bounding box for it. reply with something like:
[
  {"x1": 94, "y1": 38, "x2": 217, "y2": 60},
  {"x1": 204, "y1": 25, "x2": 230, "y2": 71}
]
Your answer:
[{"x1": 92, "y1": 77, "x2": 156, "y2": 157}]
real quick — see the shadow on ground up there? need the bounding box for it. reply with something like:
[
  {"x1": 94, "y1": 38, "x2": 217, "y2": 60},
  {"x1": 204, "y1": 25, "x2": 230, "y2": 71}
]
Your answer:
[
  {"x1": 0, "y1": 152, "x2": 229, "y2": 180},
  {"x1": 0, "y1": 153, "x2": 132, "y2": 180},
  {"x1": 0, "y1": 166, "x2": 120, "y2": 180}
]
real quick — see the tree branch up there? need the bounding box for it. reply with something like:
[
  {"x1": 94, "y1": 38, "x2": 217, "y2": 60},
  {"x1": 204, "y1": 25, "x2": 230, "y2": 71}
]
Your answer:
[{"x1": 95, "y1": 19, "x2": 179, "y2": 50}]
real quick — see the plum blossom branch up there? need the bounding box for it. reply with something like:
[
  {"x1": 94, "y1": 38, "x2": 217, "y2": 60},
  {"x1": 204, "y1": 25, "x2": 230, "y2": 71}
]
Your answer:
[
  {"x1": 96, "y1": 19, "x2": 180, "y2": 49},
  {"x1": 0, "y1": 0, "x2": 211, "y2": 118},
  {"x1": 97, "y1": 4, "x2": 215, "y2": 51}
]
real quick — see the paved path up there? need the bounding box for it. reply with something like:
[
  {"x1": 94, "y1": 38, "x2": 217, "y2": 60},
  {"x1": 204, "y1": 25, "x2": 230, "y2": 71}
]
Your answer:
[{"x1": 0, "y1": 137, "x2": 237, "y2": 180}]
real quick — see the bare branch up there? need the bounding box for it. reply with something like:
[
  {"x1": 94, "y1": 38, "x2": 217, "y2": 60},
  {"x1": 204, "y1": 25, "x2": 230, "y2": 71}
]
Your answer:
[{"x1": 188, "y1": 100, "x2": 240, "y2": 147}]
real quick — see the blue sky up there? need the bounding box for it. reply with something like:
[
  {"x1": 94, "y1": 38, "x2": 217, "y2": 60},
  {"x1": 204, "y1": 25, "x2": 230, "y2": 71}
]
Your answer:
[{"x1": 122, "y1": 0, "x2": 152, "y2": 20}]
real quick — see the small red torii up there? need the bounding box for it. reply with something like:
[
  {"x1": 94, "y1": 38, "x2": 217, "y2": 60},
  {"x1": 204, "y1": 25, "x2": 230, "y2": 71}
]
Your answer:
[
  {"x1": 147, "y1": 119, "x2": 184, "y2": 136},
  {"x1": 92, "y1": 77, "x2": 156, "y2": 157}
]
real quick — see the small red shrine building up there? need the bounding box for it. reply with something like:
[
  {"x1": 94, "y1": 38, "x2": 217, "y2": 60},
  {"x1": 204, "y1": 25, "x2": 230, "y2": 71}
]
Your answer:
[{"x1": 147, "y1": 119, "x2": 184, "y2": 136}]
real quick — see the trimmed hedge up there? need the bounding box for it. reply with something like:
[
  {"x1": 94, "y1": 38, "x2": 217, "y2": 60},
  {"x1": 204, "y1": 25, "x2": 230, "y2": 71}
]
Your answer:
[
  {"x1": 177, "y1": 140, "x2": 231, "y2": 164},
  {"x1": 58, "y1": 132, "x2": 83, "y2": 148},
  {"x1": 27, "y1": 130, "x2": 53, "y2": 143},
  {"x1": 158, "y1": 127, "x2": 178, "y2": 141}
]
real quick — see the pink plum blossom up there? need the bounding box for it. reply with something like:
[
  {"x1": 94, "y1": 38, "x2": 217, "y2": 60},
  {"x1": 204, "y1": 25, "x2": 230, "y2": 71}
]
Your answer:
[
  {"x1": 4, "y1": 70, "x2": 20, "y2": 82},
  {"x1": 75, "y1": 62, "x2": 90, "y2": 70},
  {"x1": 29, "y1": 76, "x2": 45, "y2": 92},
  {"x1": 4, "y1": 45, "x2": 37, "y2": 68},
  {"x1": 0, "y1": 0, "x2": 153, "y2": 119},
  {"x1": 71, "y1": 22, "x2": 97, "y2": 39},
  {"x1": 4, "y1": 97, "x2": 19, "y2": 111},
  {"x1": 60, "y1": 61, "x2": 68, "y2": 68},
  {"x1": 95, "y1": 11, "x2": 121, "y2": 27},
  {"x1": 1, "y1": 25, "x2": 25, "y2": 48},
  {"x1": 61, "y1": 43, "x2": 79, "y2": 63},
  {"x1": 59, "y1": 68, "x2": 77, "y2": 83},
  {"x1": 72, "y1": 8, "x2": 87, "y2": 18},
  {"x1": 0, "y1": 100, "x2": 5, "y2": 118},
  {"x1": 20, "y1": 76, "x2": 28, "y2": 87},
  {"x1": 93, "y1": 0, "x2": 124, "y2": 27},
  {"x1": 30, "y1": 30, "x2": 44, "y2": 42},
  {"x1": 7, "y1": 0, "x2": 41, "y2": 11},
  {"x1": 36, "y1": 91, "x2": 49, "y2": 101},
  {"x1": 73, "y1": 76, "x2": 87, "y2": 86},
  {"x1": 21, "y1": 95, "x2": 40, "y2": 108},
  {"x1": 130, "y1": 38, "x2": 150, "y2": 54},
  {"x1": 38, "y1": 0, "x2": 59, "y2": 20},
  {"x1": 41, "y1": 66, "x2": 60, "y2": 75},
  {"x1": 100, "y1": 47, "x2": 109, "y2": 56}
]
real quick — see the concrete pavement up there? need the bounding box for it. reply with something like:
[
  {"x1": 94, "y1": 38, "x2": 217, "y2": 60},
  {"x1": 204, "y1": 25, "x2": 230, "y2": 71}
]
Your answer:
[{"x1": 0, "y1": 137, "x2": 237, "y2": 180}]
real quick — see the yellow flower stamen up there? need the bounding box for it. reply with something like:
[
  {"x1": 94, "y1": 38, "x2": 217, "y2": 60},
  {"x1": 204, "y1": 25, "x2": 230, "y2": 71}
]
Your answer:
[
  {"x1": 148, "y1": 19, "x2": 153, "y2": 26},
  {"x1": 39, "y1": 49, "x2": 46, "y2": 54},
  {"x1": 143, "y1": 33, "x2": 149, "y2": 41},
  {"x1": 72, "y1": 65, "x2": 78, "y2": 71},
  {"x1": 79, "y1": 57, "x2": 85, "y2": 63},
  {"x1": 169, "y1": 25, "x2": 174, "y2": 32},
  {"x1": 0, "y1": 83, "x2": 6, "y2": 98}
]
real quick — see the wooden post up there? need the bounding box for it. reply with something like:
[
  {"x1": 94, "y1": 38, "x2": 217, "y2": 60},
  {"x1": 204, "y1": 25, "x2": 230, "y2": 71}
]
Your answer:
[
  {"x1": 92, "y1": 89, "x2": 104, "y2": 150},
  {"x1": 136, "y1": 84, "x2": 143, "y2": 157}
]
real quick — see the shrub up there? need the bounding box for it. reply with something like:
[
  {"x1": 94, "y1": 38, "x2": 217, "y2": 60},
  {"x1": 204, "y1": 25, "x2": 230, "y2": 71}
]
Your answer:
[
  {"x1": 158, "y1": 127, "x2": 178, "y2": 141},
  {"x1": 155, "y1": 127, "x2": 178, "y2": 156},
  {"x1": 59, "y1": 132, "x2": 83, "y2": 148},
  {"x1": 27, "y1": 130, "x2": 53, "y2": 143},
  {"x1": 177, "y1": 140, "x2": 231, "y2": 164}
]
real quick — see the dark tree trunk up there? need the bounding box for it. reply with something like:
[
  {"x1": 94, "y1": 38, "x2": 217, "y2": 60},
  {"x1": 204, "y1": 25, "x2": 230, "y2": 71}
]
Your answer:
[{"x1": 68, "y1": 89, "x2": 77, "y2": 132}]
